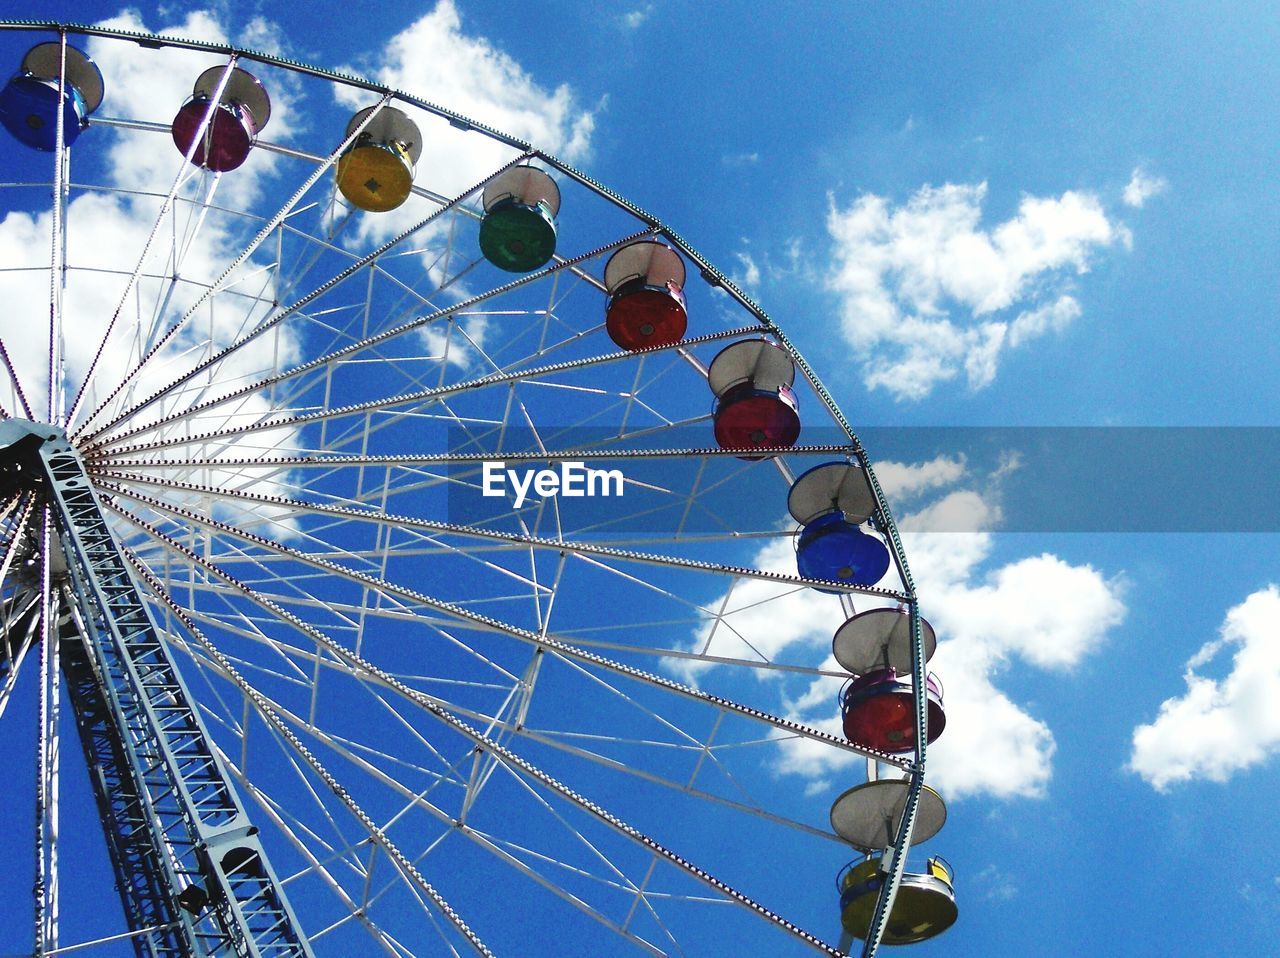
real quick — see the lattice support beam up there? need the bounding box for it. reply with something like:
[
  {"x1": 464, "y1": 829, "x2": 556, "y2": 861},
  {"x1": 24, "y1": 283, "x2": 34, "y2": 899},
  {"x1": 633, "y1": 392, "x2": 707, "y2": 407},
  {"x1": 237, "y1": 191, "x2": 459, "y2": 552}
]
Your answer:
[{"x1": 0, "y1": 419, "x2": 315, "y2": 958}]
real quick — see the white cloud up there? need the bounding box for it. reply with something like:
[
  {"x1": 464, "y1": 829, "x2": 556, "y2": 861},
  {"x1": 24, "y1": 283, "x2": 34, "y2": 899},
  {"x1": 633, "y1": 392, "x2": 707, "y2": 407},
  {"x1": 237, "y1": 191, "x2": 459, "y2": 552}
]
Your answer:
[
  {"x1": 1123, "y1": 166, "x2": 1168, "y2": 208},
  {"x1": 1007, "y1": 295, "x2": 1081, "y2": 349},
  {"x1": 238, "y1": 16, "x2": 289, "y2": 57},
  {"x1": 975, "y1": 863, "x2": 1019, "y2": 902},
  {"x1": 732, "y1": 248, "x2": 761, "y2": 293},
  {"x1": 621, "y1": 6, "x2": 655, "y2": 29},
  {"x1": 894, "y1": 529, "x2": 1125, "y2": 797},
  {"x1": 725, "y1": 238, "x2": 810, "y2": 305},
  {"x1": 1129, "y1": 585, "x2": 1280, "y2": 790},
  {"x1": 900, "y1": 489, "x2": 999, "y2": 533},
  {"x1": 680, "y1": 459, "x2": 1126, "y2": 800},
  {"x1": 875, "y1": 455, "x2": 967, "y2": 500},
  {"x1": 0, "y1": 9, "x2": 305, "y2": 531},
  {"x1": 927, "y1": 550, "x2": 1125, "y2": 671},
  {"x1": 826, "y1": 181, "x2": 1124, "y2": 400},
  {"x1": 334, "y1": 0, "x2": 595, "y2": 198}
]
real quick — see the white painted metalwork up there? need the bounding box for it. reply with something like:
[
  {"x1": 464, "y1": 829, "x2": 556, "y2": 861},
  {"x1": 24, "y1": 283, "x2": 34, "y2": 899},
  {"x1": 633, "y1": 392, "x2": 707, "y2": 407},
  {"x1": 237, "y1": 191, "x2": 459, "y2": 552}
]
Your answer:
[{"x1": 0, "y1": 20, "x2": 938, "y2": 958}]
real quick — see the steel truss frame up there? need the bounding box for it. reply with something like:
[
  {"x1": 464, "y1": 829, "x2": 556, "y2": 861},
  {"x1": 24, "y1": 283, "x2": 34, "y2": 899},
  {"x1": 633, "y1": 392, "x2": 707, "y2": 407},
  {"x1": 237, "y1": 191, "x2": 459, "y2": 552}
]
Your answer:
[{"x1": 0, "y1": 418, "x2": 314, "y2": 958}]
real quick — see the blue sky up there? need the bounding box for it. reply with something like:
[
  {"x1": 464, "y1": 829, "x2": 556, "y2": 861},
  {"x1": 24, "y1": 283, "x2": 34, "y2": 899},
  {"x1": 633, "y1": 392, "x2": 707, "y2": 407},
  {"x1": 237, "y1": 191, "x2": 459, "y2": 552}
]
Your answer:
[{"x1": 1, "y1": 2, "x2": 1279, "y2": 956}]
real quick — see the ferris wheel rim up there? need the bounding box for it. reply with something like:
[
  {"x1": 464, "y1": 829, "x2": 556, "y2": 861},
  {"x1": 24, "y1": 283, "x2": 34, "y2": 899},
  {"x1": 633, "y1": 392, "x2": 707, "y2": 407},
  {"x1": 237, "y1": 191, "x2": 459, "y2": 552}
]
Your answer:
[{"x1": 0, "y1": 18, "x2": 938, "y2": 958}]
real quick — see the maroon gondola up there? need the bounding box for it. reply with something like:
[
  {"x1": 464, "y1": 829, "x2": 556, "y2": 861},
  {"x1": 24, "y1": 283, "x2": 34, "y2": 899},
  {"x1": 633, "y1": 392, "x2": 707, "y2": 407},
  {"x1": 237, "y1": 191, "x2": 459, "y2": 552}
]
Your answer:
[{"x1": 171, "y1": 65, "x2": 270, "y2": 171}]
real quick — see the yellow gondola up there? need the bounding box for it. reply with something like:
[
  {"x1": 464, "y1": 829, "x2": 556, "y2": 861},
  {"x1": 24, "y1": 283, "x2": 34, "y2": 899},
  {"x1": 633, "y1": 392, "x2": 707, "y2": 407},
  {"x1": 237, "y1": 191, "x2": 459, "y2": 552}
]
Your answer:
[
  {"x1": 838, "y1": 854, "x2": 958, "y2": 945},
  {"x1": 336, "y1": 105, "x2": 422, "y2": 212}
]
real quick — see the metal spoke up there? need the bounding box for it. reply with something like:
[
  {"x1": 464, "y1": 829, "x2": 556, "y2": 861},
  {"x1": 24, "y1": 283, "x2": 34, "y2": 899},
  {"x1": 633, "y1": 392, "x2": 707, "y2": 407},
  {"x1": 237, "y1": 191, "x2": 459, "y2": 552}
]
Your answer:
[
  {"x1": 74, "y1": 152, "x2": 540, "y2": 445},
  {"x1": 116, "y1": 500, "x2": 847, "y2": 956},
  {"x1": 132, "y1": 554, "x2": 496, "y2": 958},
  {"x1": 0, "y1": 20, "x2": 939, "y2": 958},
  {"x1": 104, "y1": 488, "x2": 909, "y2": 769}
]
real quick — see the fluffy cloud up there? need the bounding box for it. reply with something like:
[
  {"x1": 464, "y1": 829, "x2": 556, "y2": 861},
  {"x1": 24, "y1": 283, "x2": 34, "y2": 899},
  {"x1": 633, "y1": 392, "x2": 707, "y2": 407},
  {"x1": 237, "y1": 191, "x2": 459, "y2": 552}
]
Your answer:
[
  {"x1": 875, "y1": 455, "x2": 967, "y2": 500},
  {"x1": 334, "y1": 0, "x2": 595, "y2": 199},
  {"x1": 325, "y1": 0, "x2": 598, "y2": 366},
  {"x1": 1129, "y1": 586, "x2": 1280, "y2": 790},
  {"x1": 826, "y1": 181, "x2": 1126, "y2": 400},
  {"x1": 822, "y1": 518, "x2": 1124, "y2": 799},
  {"x1": 898, "y1": 489, "x2": 996, "y2": 533},
  {"x1": 912, "y1": 536, "x2": 1125, "y2": 797},
  {"x1": 679, "y1": 458, "x2": 1126, "y2": 800},
  {"x1": 1123, "y1": 166, "x2": 1168, "y2": 209},
  {"x1": 0, "y1": 9, "x2": 306, "y2": 532}
]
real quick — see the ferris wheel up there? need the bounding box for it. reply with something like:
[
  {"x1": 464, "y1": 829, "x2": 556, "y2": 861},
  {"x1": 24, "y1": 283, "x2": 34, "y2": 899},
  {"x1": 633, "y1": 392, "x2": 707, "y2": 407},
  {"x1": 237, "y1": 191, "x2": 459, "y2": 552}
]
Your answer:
[{"x1": 0, "y1": 21, "x2": 958, "y2": 958}]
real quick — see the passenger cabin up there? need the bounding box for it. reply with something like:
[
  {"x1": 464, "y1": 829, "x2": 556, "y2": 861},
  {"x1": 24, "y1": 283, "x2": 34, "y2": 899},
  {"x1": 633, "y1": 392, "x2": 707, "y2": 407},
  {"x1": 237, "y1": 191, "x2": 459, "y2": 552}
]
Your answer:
[
  {"x1": 838, "y1": 854, "x2": 958, "y2": 945},
  {"x1": 336, "y1": 105, "x2": 422, "y2": 212},
  {"x1": 706, "y1": 339, "x2": 800, "y2": 455},
  {"x1": 840, "y1": 668, "x2": 946, "y2": 753},
  {"x1": 787, "y1": 462, "x2": 889, "y2": 589},
  {"x1": 603, "y1": 240, "x2": 688, "y2": 350},
  {"x1": 478, "y1": 165, "x2": 559, "y2": 272},
  {"x1": 0, "y1": 42, "x2": 103, "y2": 150},
  {"x1": 171, "y1": 65, "x2": 271, "y2": 171}
]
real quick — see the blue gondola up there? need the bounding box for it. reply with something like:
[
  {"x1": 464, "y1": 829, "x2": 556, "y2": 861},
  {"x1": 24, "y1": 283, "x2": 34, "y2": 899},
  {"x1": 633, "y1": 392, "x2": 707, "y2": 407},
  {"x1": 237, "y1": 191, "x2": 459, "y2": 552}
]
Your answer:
[
  {"x1": 0, "y1": 42, "x2": 103, "y2": 150},
  {"x1": 795, "y1": 512, "x2": 891, "y2": 589}
]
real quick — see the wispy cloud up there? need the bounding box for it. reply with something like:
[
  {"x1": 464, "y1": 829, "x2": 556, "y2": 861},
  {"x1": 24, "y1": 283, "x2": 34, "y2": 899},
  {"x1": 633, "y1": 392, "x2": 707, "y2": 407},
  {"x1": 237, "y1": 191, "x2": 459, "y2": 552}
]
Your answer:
[
  {"x1": 727, "y1": 236, "x2": 810, "y2": 300},
  {"x1": 826, "y1": 181, "x2": 1127, "y2": 400},
  {"x1": 1123, "y1": 166, "x2": 1168, "y2": 208},
  {"x1": 732, "y1": 248, "x2": 761, "y2": 293},
  {"x1": 335, "y1": 0, "x2": 596, "y2": 195},
  {"x1": 891, "y1": 526, "x2": 1125, "y2": 797},
  {"x1": 1130, "y1": 585, "x2": 1280, "y2": 790},
  {"x1": 975, "y1": 863, "x2": 1019, "y2": 902},
  {"x1": 621, "y1": 5, "x2": 655, "y2": 30}
]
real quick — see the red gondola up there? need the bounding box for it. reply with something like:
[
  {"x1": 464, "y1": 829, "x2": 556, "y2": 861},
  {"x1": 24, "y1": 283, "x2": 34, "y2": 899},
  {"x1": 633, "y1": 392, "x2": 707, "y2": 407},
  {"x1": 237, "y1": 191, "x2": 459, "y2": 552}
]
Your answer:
[
  {"x1": 171, "y1": 65, "x2": 270, "y2": 171},
  {"x1": 603, "y1": 240, "x2": 688, "y2": 350},
  {"x1": 706, "y1": 339, "x2": 800, "y2": 455},
  {"x1": 840, "y1": 668, "x2": 946, "y2": 753}
]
